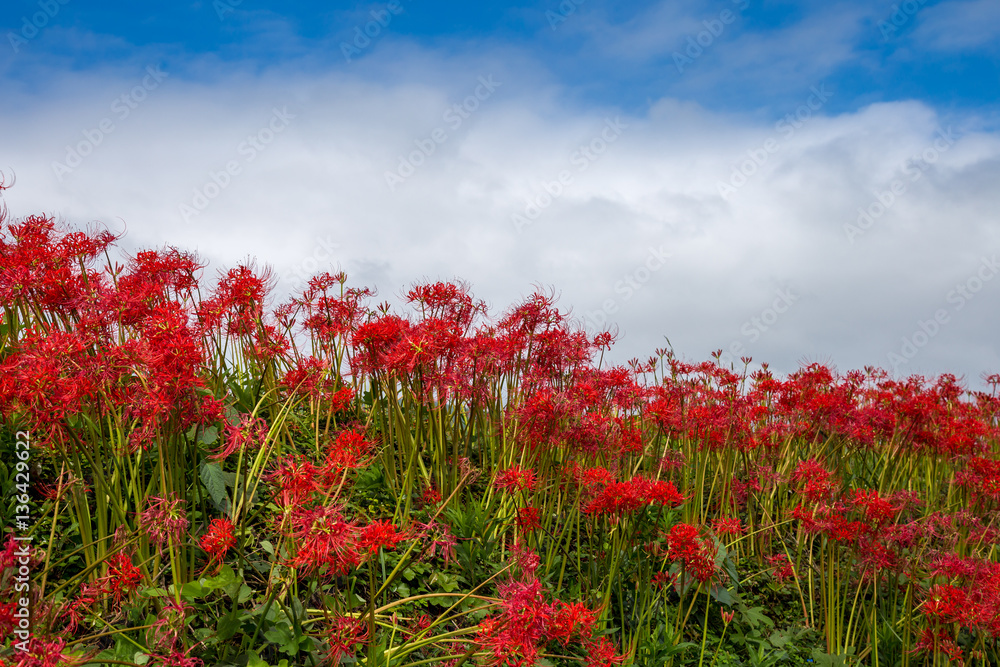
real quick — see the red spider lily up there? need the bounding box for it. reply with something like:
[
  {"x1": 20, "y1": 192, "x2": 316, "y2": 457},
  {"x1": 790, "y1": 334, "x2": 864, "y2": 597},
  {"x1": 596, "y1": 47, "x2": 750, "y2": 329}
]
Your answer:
[
  {"x1": 494, "y1": 465, "x2": 537, "y2": 494},
  {"x1": 790, "y1": 458, "x2": 836, "y2": 502},
  {"x1": 267, "y1": 455, "x2": 321, "y2": 508},
  {"x1": 711, "y1": 517, "x2": 744, "y2": 537},
  {"x1": 667, "y1": 523, "x2": 718, "y2": 583},
  {"x1": 151, "y1": 599, "x2": 195, "y2": 652},
  {"x1": 820, "y1": 512, "x2": 865, "y2": 543},
  {"x1": 765, "y1": 554, "x2": 796, "y2": 584},
  {"x1": 351, "y1": 314, "x2": 410, "y2": 376},
  {"x1": 850, "y1": 488, "x2": 900, "y2": 525},
  {"x1": 406, "y1": 281, "x2": 483, "y2": 331},
  {"x1": 200, "y1": 518, "x2": 236, "y2": 561},
  {"x1": 911, "y1": 627, "x2": 964, "y2": 662},
  {"x1": 651, "y1": 571, "x2": 679, "y2": 589},
  {"x1": 150, "y1": 650, "x2": 204, "y2": 667},
  {"x1": 417, "y1": 520, "x2": 458, "y2": 566},
  {"x1": 923, "y1": 584, "x2": 967, "y2": 625},
  {"x1": 102, "y1": 551, "x2": 144, "y2": 604},
  {"x1": 567, "y1": 464, "x2": 615, "y2": 490},
  {"x1": 790, "y1": 502, "x2": 865, "y2": 543},
  {"x1": 925, "y1": 554, "x2": 1000, "y2": 635},
  {"x1": 280, "y1": 356, "x2": 332, "y2": 400},
  {"x1": 285, "y1": 505, "x2": 362, "y2": 578},
  {"x1": 328, "y1": 386, "x2": 355, "y2": 412},
  {"x1": 418, "y1": 485, "x2": 442, "y2": 507},
  {"x1": 197, "y1": 263, "x2": 274, "y2": 337},
  {"x1": 59, "y1": 584, "x2": 99, "y2": 634},
  {"x1": 547, "y1": 601, "x2": 599, "y2": 645},
  {"x1": 215, "y1": 414, "x2": 269, "y2": 460},
  {"x1": 326, "y1": 614, "x2": 369, "y2": 665},
  {"x1": 854, "y1": 538, "x2": 901, "y2": 582},
  {"x1": 509, "y1": 545, "x2": 541, "y2": 578},
  {"x1": 582, "y1": 477, "x2": 684, "y2": 516},
  {"x1": 10, "y1": 637, "x2": 74, "y2": 667},
  {"x1": 357, "y1": 519, "x2": 404, "y2": 554},
  {"x1": 477, "y1": 576, "x2": 551, "y2": 667},
  {"x1": 323, "y1": 429, "x2": 374, "y2": 473},
  {"x1": 0, "y1": 602, "x2": 16, "y2": 637},
  {"x1": 140, "y1": 494, "x2": 189, "y2": 547},
  {"x1": 583, "y1": 636, "x2": 627, "y2": 667},
  {"x1": 516, "y1": 506, "x2": 542, "y2": 533},
  {"x1": 956, "y1": 456, "x2": 1000, "y2": 508}
]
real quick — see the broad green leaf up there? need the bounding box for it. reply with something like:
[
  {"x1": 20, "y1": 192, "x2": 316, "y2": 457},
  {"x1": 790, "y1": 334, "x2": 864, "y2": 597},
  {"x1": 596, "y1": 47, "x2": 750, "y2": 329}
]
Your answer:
[{"x1": 200, "y1": 461, "x2": 232, "y2": 513}]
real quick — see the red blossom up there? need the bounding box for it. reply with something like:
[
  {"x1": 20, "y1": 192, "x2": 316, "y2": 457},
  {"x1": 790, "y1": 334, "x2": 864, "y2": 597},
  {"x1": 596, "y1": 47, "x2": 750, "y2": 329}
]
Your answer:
[
  {"x1": 140, "y1": 494, "x2": 189, "y2": 547},
  {"x1": 326, "y1": 615, "x2": 369, "y2": 664},
  {"x1": 200, "y1": 518, "x2": 236, "y2": 561},
  {"x1": 494, "y1": 465, "x2": 537, "y2": 494},
  {"x1": 667, "y1": 523, "x2": 718, "y2": 583},
  {"x1": 358, "y1": 520, "x2": 404, "y2": 554}
]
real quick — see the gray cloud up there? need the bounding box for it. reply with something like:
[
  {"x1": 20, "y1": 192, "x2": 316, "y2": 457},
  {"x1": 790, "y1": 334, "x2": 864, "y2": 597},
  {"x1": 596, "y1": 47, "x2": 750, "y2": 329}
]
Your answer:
[{"x1": 2, "y1": 48, "x2": 999, "y2": 387}]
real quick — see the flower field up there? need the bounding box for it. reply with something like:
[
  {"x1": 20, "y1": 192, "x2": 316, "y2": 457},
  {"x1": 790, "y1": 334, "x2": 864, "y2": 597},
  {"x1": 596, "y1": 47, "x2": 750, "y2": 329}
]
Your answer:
[{"x1": 1, "y1": 181, "x2": 999, "y2": 666}]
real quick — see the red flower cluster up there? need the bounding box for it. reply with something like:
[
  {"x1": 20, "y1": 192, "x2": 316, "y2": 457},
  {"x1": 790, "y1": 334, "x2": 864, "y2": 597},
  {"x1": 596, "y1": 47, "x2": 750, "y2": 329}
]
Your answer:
[
  {"x1": 140, "y1": 494, "x2": 189, "y2": 547},
  {"x1": 475, "y1": 551, "x2": 621, "y2": 667},
  {"x1": 325, "y1": 614, "x2": 369, "y2": 664},
  {"x1": 582, "y1": 476, "x2": 684, "y2": 516},
  {"x1": 283, "y1": 505, "x2": 403, "y2": 578},
  {"x1": 200, "y1": 518, "x2": 236, "y2": 561},
  {"x1": 667, "y1": 523, "x2": 718, "y2": 583},
  {"x1": 104, "y1": 551, "x2": 145, "y2": 605},
  {"x1": 494, "y1": 465, "x2": 537, "y2": 494},
  {"x1": 358, "y1": 519, "x2": 404, "y2": 554}
]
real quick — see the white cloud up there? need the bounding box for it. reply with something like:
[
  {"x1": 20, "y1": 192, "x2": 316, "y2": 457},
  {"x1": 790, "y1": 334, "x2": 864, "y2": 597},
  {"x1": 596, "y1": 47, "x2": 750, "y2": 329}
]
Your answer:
[
  {"x1": 911, "y1": 0, "x2": 1000, "y2": 51},
  {"x1": 2, "y1": 46, "x2": 999, "y2": 386}
]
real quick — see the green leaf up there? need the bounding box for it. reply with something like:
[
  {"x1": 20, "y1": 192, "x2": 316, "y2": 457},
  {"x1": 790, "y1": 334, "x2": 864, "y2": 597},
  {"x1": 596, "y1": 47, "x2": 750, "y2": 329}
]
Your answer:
[
  {"x1": 200, "y1": 461, "x2": 232, "y2": 513},
  {"x1": 740, "y1": 605, "x2": 774, "y2": 630},
  {"x1": 217, "y1": 610, "x2": 242, "y2": 641},
  {"x1": 264, "y1": 622, "x2": 301, "y2": 655},
  {"x1": 141, "y1": 587, "x2": 169, "y2": 597},
  {"x1": 245, "y1": 651, "x2": 268, "y2": 667},
  {"x1": 709, "y1": 583, "x2": 734, "y2": 606},
  {"x1": 236, "y1": 583, "x2": 254, "y2": 603},
  {"x1": 198, "y1": 425, "x2": 219, "y2": 445},
  {"x1": 181, "y1": 580, "x2": 207, "y2": 600},
  {"x1": 202, "y1": 564, "x2": 238, "y2": 590}
]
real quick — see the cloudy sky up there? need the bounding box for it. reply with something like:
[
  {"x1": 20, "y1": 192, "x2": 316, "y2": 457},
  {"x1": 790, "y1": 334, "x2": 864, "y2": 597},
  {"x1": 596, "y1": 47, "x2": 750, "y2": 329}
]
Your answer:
[{"x1": 2, "y1": 0, "x2": 999, "y2": 386}]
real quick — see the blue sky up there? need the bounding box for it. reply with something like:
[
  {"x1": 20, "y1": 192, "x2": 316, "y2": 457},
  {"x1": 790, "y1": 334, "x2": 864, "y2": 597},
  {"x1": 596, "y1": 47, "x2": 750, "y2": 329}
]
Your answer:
[
  {"x1": 2, "y1": 0, "x2": 1000, "y2": 385},
  {"x1": 5, "y1": 1, "x2": 999, "y2": 115}
]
